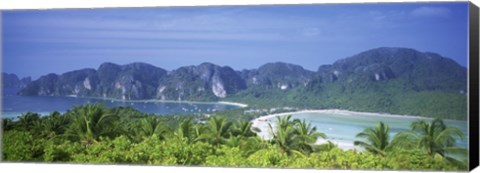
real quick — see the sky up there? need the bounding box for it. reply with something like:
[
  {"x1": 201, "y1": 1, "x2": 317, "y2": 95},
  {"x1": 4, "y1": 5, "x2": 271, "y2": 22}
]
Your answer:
[{"x1": 2, "y1": 2, "x2": 469, "y2": 79}]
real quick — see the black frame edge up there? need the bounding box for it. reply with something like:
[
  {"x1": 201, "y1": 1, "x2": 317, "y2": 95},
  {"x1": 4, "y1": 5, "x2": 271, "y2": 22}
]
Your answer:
[{"x1": 469, "y1": 1, "x2": 480, "y2": 171}]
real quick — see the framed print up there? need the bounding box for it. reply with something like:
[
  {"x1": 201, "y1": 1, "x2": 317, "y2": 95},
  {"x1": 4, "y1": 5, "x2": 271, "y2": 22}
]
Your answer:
[{"x1": 1, "y1": 0, "x2": 479, "y2": 172}]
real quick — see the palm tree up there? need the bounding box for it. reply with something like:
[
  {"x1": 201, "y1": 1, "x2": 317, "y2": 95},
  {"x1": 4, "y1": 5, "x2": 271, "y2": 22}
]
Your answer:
[
  {"x1": 66, "y1": 103, "x2": 118, "y2": 145},
  {"x1": 174, "y1": 118, "x2": 198, "y2": 144},
  {"x1": 34, "y1": 111, "x2": 70, "y2": 139},
  {"x1": 1, "y1": 118, "x2": 15, "y2": 131},
  {"x1": 293, "y1": 118, "x2": 327, "y2": 154},
  {"x1": 17, "y1": 112, "x2": 41, "y2": 132},
  {"x1": 268, "y1": 115, "x2": 327, "y2": 155},
  {"x1": 231, "y1": 120, "x2": 259, "y2": 138},
  {"x1": 138, "y1": 116, "x2": 170, "y2": 140},
  {"x1": 268, "y1": 115, "x2": 303, "y2": 155},
  {"x1": 276, "y1": 115, "x2": 295, "y2": 131},
  {"x1": 394, "y1": 118, "x2": 466, "y2": 164},
  {"x1": 354, "y1": 121, "x2": 392, "y2": 156},
  {"x1": 269, "y1": 121, "x2": 302, "y2": 156},
  {"x1": 198, "y1": 116, "x2": 232, "y2": 147}
]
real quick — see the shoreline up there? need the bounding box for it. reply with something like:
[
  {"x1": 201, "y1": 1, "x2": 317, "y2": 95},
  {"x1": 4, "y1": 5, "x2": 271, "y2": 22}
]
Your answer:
[
  {"x1": 250, "y1": 109, "x2": 435, "y2": 151},
  {"x1": 3, "y1": 95, "x2": 248, "y2": 119},
  {"x1": 217, "y1": 101, "x2": 248, "y2": 108},
  {"x1": 252, "y1": 109, "x2": 431, "y2": 122},
  {"x1": 64, "y1": 95, "x2": 248, "y2": 108}
]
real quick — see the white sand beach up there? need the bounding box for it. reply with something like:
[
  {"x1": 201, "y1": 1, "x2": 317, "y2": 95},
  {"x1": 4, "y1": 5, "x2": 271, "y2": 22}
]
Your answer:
[
  {"x1": 217, "y1": 101, "x2": 248, "y2": 108},
  {"x1": 65, "y1": 95, "x2": 248, "y2": 108},
  {"x1": 250, "y1": 109, "x2": 429, "y2": 151}
]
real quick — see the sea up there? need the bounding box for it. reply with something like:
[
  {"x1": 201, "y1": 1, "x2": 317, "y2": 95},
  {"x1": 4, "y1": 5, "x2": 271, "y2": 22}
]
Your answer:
[
  {"x1": 2, "y1": 88, "x2": 469, "y2": 149},
  {"x1": 290, "y1": 111, "x2": 469, "y2": 149},
  {"x1": 1, "y1": 88, "x2": 241, "y2": 119}
]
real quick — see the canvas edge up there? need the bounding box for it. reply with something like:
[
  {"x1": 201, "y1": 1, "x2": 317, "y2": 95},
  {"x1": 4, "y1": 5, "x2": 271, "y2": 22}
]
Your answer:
[
  {"x1": 468, "y1": 1, "x2": 479, "y2": 171},
  {"x1": 0, "y1": 10, "x2": 4, "y2": 162}
]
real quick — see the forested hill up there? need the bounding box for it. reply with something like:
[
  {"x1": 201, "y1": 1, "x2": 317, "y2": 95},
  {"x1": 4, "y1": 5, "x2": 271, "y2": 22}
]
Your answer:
[
  {"x1": 315, "y1": 47, "x2": 466, "y2": 91},
  {"x1": 16, "y1": 47, "x2": 468, "y2": 120},
  {"x1": 229, "y1": 47, "x2": 467, "y2": 120}
]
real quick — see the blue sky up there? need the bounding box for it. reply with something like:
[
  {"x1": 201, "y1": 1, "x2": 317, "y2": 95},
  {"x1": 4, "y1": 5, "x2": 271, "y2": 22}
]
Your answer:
[{"x1": 2, "y1": 2, "x2": 469, "y2": 79}]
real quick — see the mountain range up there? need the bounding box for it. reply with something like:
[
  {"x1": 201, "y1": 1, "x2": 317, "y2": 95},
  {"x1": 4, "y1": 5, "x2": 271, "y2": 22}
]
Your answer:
[
  {"x1": 2, "y1": 73, "x2": 32, "y2": 88},
  {"x1": 6, "y1": 47, "x2": 468, "y2": 120}
]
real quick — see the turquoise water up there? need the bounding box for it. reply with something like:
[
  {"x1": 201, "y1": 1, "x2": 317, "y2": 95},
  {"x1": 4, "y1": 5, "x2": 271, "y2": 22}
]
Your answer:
[
  {"x1": 1, "y1": 88, "x2": 241, "y2": 119},
  {"x1": 3, "y1": 88, "x2": 469, "y2": 149},
  {"x1": 288, "y1": 111, "x2": 469, "y2": 148}
]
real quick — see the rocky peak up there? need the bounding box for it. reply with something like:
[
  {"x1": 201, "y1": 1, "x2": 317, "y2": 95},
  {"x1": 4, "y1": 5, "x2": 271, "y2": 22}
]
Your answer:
[
  {"x1": 317, "y1": 47, "x2": 466, "y2": 91},
  {"x1": 2, "y1": 73, "x2": 32, "y2": 88}
]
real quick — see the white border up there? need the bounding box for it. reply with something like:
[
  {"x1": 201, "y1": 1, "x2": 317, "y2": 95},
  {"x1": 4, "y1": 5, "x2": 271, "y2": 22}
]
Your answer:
[{"x1": 0, "y1": 163, "x2": 454, "y2": 173}]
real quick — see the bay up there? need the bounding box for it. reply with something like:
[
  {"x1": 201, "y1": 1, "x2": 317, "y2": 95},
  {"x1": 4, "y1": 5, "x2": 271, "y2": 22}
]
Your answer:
[
  {"x1": 3, "y1": 87, "x2": 470, "y2": 149},
  {"x1": 1, "y1": 88, "x2": 242, "y2": 119},
  {"x1": 254, "y1": 110, "x2": 469, "y2": 149}
]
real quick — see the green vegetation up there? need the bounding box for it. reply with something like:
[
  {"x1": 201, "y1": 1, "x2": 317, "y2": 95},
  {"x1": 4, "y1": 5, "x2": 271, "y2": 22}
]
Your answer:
[
  {"x1": 16, "y1": 48, "x2": 468, "y2": 121},
  {"x1": 353, "y1": 122, "x2": 392, "y2": 156},
  {"x1": 268, "y1": 115, "x2": 327, "y2": 156},
  {"x1": 393, "y1": 118, "x2": 468, "y2": 167},
  {"x1": 1, "y1": 104, "x2": 468, "y2": 171},
  {"x1": 225, "y1": 82, "x2": 467, "y2": 120}
]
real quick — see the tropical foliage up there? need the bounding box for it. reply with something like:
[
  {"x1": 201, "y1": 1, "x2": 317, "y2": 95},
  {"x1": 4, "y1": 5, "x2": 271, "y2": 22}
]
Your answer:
[
  {"x1": 393, "y1": 118, "x2": 468, "y2": 167},
  {"x1": 227, "y1": 87, "x2": 467, "y2": 120},
  {"x1": 354, "y1": 121, "x2": 392, "y2": 156},
  {"x1": 1, "y1": 104, "x2": 468, "y2": 171},
  {"x1": 267, "y1": 115, "x2": 327, "y2": 156}
]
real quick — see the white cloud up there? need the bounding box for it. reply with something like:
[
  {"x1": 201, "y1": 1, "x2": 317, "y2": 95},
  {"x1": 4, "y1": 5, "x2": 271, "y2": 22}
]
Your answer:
[{"x1": 410, "y1": 6, "x2": 451, "y2": 18}]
